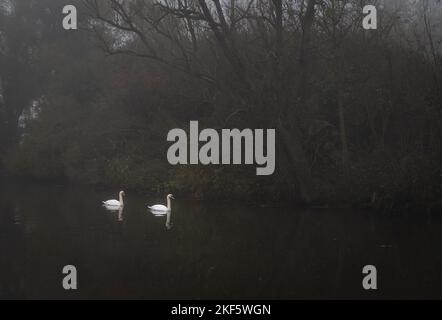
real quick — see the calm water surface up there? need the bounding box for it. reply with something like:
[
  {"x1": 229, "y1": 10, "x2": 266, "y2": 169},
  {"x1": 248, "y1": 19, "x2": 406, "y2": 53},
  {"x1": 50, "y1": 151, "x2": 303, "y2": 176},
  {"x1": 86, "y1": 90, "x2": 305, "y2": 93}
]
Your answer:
[{"x1": 1, "y1": 179, "x2": 441, "y2": 299}]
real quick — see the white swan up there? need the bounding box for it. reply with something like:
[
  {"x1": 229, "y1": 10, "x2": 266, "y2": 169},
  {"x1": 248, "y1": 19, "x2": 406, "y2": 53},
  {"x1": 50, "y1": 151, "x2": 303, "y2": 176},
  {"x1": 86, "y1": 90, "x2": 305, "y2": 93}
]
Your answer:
[
  {"x1": 103, "y1": 191, "x2": 125, "y2": 208},
  {"x1": 148, "y1": 194, "x2": 174, "y2": 212}
]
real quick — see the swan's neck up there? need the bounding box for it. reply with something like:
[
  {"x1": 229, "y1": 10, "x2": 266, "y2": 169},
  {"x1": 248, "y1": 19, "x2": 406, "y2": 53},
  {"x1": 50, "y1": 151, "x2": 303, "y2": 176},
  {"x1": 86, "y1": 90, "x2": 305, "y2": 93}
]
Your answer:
[
  {"x1": 167, "y1": 197, "x2": 171, "y2": 211},
  {"x1": 119, "y1": 193, "x2": 124, "y2": 206}
]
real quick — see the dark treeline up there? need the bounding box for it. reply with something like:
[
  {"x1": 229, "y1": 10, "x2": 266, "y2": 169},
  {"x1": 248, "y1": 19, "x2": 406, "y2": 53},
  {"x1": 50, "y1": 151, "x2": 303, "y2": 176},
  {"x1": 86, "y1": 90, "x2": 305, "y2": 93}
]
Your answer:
[{"x1": 0, "y1": 0, "x2": 441, "y2": 211}]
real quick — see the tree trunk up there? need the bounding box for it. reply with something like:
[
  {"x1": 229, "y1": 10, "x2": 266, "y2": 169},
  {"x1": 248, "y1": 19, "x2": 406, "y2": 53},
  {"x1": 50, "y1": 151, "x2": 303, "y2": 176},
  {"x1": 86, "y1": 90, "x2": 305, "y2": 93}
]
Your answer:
[
  {"x1": 272, "y1": 0, "x2": 317, "y2": 203},
  {"x1": 0, "y1": 108, "x2": 20, "y2": 152},
  {"x1": 337, "y1": 84, "x2": 348, "y2": 168},
  {"x1": 277, "y1": 122, "x2": 316, "y2": 203}
]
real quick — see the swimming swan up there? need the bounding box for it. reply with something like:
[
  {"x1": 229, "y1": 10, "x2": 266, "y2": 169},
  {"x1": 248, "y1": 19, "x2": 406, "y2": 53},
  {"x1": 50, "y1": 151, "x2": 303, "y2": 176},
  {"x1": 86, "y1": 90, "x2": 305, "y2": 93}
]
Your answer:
[
  {"x1": 103, "y1": 191, "x2": 125, "y2": 207},
  {"x1": 148, "y1": 194, "x2": 174, "y2": 212}
]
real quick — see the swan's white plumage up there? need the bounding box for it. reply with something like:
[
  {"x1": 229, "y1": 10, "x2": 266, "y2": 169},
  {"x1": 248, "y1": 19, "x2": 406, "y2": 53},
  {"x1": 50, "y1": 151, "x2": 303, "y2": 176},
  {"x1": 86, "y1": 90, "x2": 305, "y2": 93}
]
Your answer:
[
  {"x1": 148, "y1": 194, "x2": 174, "y2": 212},
  {"x1": 103, "y1": 200, "x2": 121, "y2": 206},
  {"x1": 148, "y1": 204, "x2": 168, "y2": 211}
]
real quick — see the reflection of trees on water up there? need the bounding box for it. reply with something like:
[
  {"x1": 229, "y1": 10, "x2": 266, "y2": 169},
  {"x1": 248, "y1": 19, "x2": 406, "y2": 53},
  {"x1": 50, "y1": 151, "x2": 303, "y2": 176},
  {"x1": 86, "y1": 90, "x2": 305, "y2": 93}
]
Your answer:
[{"x1": 0, "y1": 191, "x2": 26, "y2": 299}]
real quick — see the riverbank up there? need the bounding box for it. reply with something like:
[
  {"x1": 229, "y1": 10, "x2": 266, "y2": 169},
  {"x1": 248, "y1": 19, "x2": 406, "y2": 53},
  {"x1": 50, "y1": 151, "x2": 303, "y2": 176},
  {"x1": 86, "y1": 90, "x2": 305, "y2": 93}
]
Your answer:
[{"x1": 3, "y1": 150, "x2": 441, "y2": 214}]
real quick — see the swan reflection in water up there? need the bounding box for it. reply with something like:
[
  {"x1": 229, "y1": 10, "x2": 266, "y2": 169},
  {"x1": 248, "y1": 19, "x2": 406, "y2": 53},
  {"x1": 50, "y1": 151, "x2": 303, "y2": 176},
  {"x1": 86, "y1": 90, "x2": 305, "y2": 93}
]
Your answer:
[
  {"x1": 103, "y1": 204, "x2": 124, "y2": 222},
  {"x1": 149, "y1": 208, "x2": 173, "y2": 230},
  {"x1": 118, "y1": 207, "x2": 124, "y2": 222}
]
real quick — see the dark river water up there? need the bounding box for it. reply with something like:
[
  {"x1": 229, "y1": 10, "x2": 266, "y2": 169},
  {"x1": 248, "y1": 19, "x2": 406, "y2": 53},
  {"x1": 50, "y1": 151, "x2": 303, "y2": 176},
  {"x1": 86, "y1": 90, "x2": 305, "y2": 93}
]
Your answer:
[{"x1": 0, "y1": 178, "x2": 441, "y2": 299}]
